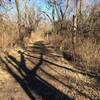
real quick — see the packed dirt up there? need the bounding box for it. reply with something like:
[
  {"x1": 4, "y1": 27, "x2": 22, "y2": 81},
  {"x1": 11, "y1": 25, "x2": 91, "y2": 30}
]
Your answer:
[{"x1": 0, "y1": 32, "x2": 100, "y2": 100}]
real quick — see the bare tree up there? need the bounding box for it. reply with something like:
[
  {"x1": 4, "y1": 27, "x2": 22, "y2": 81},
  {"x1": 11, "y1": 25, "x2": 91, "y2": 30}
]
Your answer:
[
  {"x1": 45, "y1": 0, "x2": 70, "y2": 34},
  {"x1": 15, "y1": 0, "x2": 21, "y2": 37}
]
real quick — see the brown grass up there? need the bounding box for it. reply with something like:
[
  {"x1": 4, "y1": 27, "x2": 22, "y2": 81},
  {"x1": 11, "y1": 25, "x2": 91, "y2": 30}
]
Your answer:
[
  {"x1": 0, "y1": 20, "x2": 18, "y2": 49},
  {"x1": 76, "y1": 38, "x2": 100, "y2": 74},
  {"x1": 46, "y1": 33, "x2": 100, "y2": 74}
]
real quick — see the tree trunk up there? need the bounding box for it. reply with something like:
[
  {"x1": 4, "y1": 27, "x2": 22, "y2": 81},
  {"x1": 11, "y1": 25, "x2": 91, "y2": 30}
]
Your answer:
[{"x1": 15, "y1": 0, "x2": 20, "y2": 35}]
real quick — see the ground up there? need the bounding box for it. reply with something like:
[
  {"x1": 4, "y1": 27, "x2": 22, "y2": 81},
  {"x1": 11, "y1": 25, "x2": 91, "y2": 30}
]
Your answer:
[{"x1": 0, "y1": 32, "x2": 100, "y2": 100}]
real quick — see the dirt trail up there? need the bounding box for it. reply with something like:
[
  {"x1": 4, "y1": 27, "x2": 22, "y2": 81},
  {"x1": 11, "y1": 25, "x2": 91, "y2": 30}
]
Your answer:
[{"x1": 0, "y1": 33, "x2": 100, "y2": 100}]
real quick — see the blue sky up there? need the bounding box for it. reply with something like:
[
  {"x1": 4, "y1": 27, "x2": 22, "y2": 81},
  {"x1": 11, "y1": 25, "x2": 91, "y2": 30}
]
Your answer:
[
  {"x1": 34, "y1": 0, "x2": 47, "y2": 11},
  {"x1": 11, "y1": 0, "x2": 48, "y2": 18},
  {"x1": 1, "y1": 0, "x2": 99, "y2": 19},
  {"x1": 30, "y1": 0, "x2": 99, "y2": 15}
]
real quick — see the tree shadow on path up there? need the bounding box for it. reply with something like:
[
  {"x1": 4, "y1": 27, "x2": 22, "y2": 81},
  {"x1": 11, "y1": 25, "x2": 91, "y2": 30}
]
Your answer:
[{"x1": 0, "y1": 42, "x2": 73, "y2": 100}]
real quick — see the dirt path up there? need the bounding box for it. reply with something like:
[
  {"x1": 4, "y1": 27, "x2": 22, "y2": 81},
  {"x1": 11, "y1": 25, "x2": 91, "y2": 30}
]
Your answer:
[{"x1": 0, "y1": 39, "x2": 100, "y2": 100}]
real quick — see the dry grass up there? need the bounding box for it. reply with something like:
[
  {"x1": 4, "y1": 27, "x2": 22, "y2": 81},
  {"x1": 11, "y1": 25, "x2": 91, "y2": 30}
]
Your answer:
[
  {"x1": 0, "y1": 18, "x2": 45, "y2": 50},
  {"x1": 45, "y1": 34, "x2": 72, "y2": 51},
  {"x1": 0, "y1": 20, "x2": 18, "y2": 49},
  {"x1": 46, "y1": 33, "x2": 100, "y2": 75},
  {"x1": 75, "y1": 38, "x2": 100, "y2": 74}
]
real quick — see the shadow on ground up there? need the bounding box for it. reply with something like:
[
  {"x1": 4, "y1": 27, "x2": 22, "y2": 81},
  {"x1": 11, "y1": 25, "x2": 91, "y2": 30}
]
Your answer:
[
  {"x1": 0, "y1": 41, "x2": 97, "y2": 100},
  {"x1": 0, "y1": 41, "x2": 74, "y2": 100}
]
